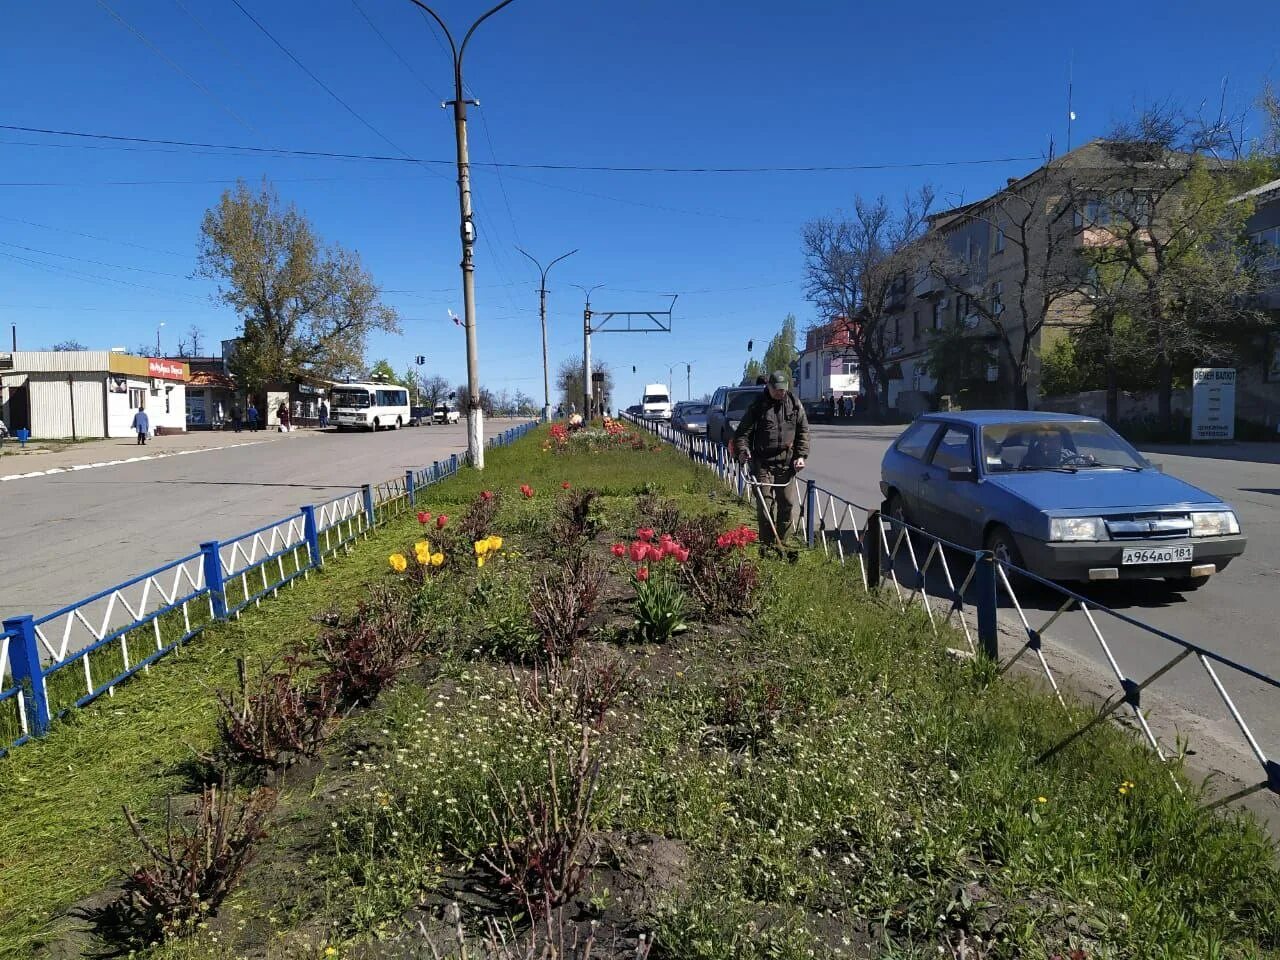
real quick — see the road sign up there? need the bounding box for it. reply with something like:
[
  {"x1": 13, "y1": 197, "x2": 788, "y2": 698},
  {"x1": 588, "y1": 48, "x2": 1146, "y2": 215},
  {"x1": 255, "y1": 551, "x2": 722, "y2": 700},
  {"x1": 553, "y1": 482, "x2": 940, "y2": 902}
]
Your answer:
[{"x1": 1191, "y1": 368, "x2": 1235, "y2": 441}]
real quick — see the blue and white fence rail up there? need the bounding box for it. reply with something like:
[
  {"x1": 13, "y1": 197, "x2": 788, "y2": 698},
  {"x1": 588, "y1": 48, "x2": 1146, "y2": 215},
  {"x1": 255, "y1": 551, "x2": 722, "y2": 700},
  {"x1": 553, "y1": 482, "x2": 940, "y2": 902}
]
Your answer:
[
  {"x1": 629, "y1": 414, "x2": 1280, "y2": 812},
  {"x1": 0, "y1": 420, "x2": 536, "y2": 754}
]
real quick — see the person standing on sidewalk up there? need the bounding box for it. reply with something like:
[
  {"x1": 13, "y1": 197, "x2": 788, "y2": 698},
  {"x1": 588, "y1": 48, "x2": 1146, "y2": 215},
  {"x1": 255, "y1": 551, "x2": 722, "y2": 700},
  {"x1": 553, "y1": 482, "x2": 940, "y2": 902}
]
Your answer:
[
  {"x1": 131, "y1": 405, "x2": 150, "y2": 446},
  {"x1": 732, "y1": 370, "x2": 810, "y2": 557},
  {"x1": 318, "y1": 399, "x2": 329, "y2": 429},
  {"x1": 230, "y1": 403, "x2": 243, "y2": 433},
  {"x1": 277, "y1": 401, "x2": 291, "y2": 433},
  {"x1": 247, "y1": 401, "x2": 260, "y2": 432}
]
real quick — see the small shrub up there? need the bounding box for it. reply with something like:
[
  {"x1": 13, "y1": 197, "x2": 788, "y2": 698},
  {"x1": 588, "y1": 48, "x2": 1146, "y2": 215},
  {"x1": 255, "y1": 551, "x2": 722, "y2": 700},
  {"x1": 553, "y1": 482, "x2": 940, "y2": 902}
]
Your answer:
[
  {"x1": 119, "y1": 781, "x2": 276, "y2": 940},
  {"x1": 422, "y1": 902, "x2": 653, "y2": 959},
  {"x1": 317, "y1": 588, "x2": 424, "y2": 707},
  {"x1": 704, "y1": 672, "x2": 794, "y2": 755},
  {"x1": 519, "y1": 653, "x2": 634, "y2": 731},
  {"x1": 554, "y1": 487, "x2": 603, "y2": 546},
  {"x1": 675, "y1": 516, "x2": 761, "y2": 621},
  {"x1": 529, "y1": 553, "x2": 606, "y2": 660},
  {"x1": 481, "y1": 728, "x2": 601, "y2": 922},
  {"x1": 635, "y1": 493, "x2": 682, "y2": 536},
  {"x1": 215, "y1": 656, "x2": 340, "y2": 773},
  {"x1": 458, "y1": 489, "x2": 502, "y2": 544}
]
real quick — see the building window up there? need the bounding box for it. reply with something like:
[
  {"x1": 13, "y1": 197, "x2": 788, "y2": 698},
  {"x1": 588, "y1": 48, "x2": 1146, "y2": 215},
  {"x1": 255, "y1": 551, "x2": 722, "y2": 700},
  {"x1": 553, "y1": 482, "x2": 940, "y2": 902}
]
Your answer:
[
  {"x1": 955, "y1": 294, "x2": 968, "y2": 325},
  {"x1": 993, "y1": 227, "x2": 1006, "y2": 254},
  {"x1": 804, "y1": 361, "x2": 811, "y2": 380},
  {"x1": 932, "y1": 300, "x2": 942, "y2": 330},
  {"x1": 990, "y1": 281, "x2": 1003, "y2": 317},
  {"x1": 128, "y1": 387, "x2": 145, "y2": 409},
  {"x1": 912, "y1": 310, "x2": 921, "y2": 339},
  {"x1": 893, "y1": 317, "x2": 901, "y2": 345}
]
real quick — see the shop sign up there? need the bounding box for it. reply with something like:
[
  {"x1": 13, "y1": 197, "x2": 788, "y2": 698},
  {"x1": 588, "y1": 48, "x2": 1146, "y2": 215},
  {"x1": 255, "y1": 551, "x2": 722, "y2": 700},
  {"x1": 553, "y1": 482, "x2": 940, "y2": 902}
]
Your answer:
[{"x1": 147, "y1": 358, "x2": 186, "y2": 379}]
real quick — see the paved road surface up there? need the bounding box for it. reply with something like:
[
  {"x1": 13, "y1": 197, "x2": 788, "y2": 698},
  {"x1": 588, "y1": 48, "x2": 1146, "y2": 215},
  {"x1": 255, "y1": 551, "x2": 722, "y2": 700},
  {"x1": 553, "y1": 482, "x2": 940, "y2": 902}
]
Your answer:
[
  {"x1": 0, "y1": 425, "x2": 477, "y2": 625},
  {"x1": 802, "y1": 423, "x2": 1280, "y2": 810}
]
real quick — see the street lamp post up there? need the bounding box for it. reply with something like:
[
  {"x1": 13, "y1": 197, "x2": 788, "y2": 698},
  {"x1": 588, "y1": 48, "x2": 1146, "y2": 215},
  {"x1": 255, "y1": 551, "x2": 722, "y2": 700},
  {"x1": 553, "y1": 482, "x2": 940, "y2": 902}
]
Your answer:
[
  {"x1": 155, "y1": 321, "x2": 165, "y2": 356},
  {"x1": 666, "y1": 360, "x2": 694, "y2": 400},
  {"x1": 517, "y1": 247, "x2": 577, "y2": 423},
  {"x1": 405, "y1": 0, "x2": 517, "y2": 469},
  {"x1": 572, "y1": 283, "x2": 604, "y2": 418}
]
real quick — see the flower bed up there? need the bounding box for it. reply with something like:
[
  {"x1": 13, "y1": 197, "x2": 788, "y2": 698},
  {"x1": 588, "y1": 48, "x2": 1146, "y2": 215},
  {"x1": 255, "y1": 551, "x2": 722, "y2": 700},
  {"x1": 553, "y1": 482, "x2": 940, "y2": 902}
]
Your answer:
[{"x1": 5, "y1": 424, "x2": 1279, "y2": 960}]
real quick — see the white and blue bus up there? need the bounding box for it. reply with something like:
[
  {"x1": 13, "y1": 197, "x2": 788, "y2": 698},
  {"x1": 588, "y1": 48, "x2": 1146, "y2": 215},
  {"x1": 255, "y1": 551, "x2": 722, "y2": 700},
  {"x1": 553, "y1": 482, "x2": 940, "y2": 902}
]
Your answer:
[{"x1": 329, "y1": 382, "x2": 411, "y2": 431}]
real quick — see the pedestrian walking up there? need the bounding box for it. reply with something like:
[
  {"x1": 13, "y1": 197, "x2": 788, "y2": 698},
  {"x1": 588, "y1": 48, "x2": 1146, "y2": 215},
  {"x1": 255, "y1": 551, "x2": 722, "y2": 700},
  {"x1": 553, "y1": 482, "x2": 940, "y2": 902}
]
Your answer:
[
  {"x1": 277, "y1": 402, "x2": 291, "y2": 432},
  {"x1": 318, "y1": 400, "x2": 329, "y2": 429},
  {"x1": 247, "y1": 402, "x2": 259, "y2": 432},
  {"x1": 131, "y1": 406, "x2": 150, "y2": 446},
  {"x1": 230, "y1": 404, "x2": 243, "y2": 433},
  {"x1": 732, "y1": 370, "x2": 810, "y2": 558}
]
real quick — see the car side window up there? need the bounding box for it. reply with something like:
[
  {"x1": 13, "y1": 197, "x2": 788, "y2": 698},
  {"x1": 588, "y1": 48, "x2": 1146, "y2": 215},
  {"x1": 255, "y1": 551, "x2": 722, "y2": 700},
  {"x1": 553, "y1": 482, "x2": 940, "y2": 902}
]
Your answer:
[
  {"x1": 894, "y1": 421, "x2": 940, "y2": 461},
  {"x1": 930, "y1": 426, "x2": 975, "y2": 470}
]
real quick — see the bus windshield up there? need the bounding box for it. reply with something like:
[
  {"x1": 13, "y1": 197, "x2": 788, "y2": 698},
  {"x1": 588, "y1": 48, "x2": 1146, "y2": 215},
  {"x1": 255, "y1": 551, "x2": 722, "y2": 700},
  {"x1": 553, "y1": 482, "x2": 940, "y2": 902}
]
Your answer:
[{"x1": 331, "y1": 389, "x2": 371, "y2": 409}]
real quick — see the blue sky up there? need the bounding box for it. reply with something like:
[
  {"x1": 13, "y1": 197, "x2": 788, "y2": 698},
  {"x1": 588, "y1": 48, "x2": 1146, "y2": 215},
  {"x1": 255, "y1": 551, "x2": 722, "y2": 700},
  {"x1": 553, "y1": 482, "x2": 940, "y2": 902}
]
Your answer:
[{"x1": 1, "y1": 0, "x2": 1276, "y2": 407}]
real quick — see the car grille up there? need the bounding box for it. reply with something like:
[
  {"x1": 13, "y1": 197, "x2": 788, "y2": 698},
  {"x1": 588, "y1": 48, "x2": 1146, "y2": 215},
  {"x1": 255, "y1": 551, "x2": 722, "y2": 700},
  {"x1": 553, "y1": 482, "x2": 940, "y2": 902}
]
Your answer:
[{"x1": 1104, "y1": 512, "x2": 1193, "y2": 540}]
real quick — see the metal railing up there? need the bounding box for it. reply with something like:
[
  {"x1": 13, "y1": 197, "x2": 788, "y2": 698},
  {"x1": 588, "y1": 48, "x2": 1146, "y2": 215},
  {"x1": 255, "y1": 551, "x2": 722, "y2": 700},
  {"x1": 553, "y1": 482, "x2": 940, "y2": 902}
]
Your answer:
[
  {"x1": 0, "y1": 421, "x2": 536, "y2": 754},
  {"x1": 630, "y1": 415, "x2": 1280, "y2": 811}
]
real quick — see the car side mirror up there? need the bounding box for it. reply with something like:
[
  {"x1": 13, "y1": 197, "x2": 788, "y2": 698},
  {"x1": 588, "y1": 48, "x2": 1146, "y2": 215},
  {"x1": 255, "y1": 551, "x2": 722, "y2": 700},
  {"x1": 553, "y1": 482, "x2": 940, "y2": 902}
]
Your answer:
[{"x1": 948, "y1": 465, "x2": 978, "y2": 482}]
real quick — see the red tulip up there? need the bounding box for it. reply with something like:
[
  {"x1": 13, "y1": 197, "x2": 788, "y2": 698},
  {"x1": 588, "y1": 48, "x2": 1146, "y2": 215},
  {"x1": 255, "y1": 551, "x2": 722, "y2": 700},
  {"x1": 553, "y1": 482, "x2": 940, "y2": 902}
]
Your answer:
[
  {"x1": 636, "y1": 527, "x2": 655, "y2": 542},
  {"x1": 610, "y1": 543, "x2": 626, "y2": 558},
  {"x1": 481, "y1": 490, "x2": 494, "y2": 501},
  {"x1": 629, "y1": 541, "x2": 647, "y2": 563},
  {"x1": 636, "y1": 566, "x2": 650, "y2": 582},
  {"x1": 646, "y1": 544, "x2": 664, "y2": 563},
  {"x1": 436, "y1": 514, "x2": 449, "y2": 529},
  {"x1": 675, "y1": 546, "x2": 690, "y2": 564},
  {"x1": 562, "y1": 481, "x2": 571, "y2": 489},
  {"x1": 417, "y1": 511, "x2": 431, "y2": 525}
]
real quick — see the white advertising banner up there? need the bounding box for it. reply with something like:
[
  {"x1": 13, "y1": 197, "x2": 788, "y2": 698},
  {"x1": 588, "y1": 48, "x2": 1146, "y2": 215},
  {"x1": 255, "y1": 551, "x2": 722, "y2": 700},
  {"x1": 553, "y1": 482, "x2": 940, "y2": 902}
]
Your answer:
[{"x1": 1190, "y1": 368, "x2": 1235, "y2": 441}]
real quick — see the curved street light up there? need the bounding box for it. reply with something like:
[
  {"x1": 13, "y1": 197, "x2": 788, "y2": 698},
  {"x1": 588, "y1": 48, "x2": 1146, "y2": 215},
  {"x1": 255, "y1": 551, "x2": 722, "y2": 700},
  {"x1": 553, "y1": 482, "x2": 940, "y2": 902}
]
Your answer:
[
  {"x1": 403, "y1": 0, "x2": 519, "y2": 468},
  {"x1": 666, "y1": 360, "x2": 694, "y2": 400},
  {"x1": 517, "y1": 247, "x2": 577, "y2": 423},
  {"x1": 571, "y1": 283, "x2": 606, "y2": 417}
]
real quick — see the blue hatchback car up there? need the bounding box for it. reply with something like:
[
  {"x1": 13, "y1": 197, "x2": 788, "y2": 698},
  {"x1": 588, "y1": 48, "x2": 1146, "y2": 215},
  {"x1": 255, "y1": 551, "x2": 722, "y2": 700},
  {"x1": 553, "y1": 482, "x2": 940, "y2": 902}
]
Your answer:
[{"x1": 879, "y1": 411, "x2": 1246, "y2": 590}]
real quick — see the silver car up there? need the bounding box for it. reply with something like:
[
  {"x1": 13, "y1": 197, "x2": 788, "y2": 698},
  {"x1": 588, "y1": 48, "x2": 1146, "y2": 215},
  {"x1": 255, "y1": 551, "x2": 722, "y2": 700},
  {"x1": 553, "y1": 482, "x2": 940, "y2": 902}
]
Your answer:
[{"x1": 674, "y1": 402, "x2": 710, "y2": 434}]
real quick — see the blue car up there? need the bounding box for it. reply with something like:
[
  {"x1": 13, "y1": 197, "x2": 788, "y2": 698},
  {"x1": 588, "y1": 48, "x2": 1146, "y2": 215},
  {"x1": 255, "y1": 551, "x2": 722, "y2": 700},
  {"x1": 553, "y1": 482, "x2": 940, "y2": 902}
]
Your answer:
[{"x1": 879, "y1": 411, "x2": 1246, "y2": 590}]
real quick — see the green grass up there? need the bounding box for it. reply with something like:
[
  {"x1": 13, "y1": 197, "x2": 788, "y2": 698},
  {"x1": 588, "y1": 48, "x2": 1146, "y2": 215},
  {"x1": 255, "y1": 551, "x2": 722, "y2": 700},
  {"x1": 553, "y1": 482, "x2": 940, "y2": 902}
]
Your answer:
[{"x1": 4, "y1": 426, "x2": 1279, "y2": 960}]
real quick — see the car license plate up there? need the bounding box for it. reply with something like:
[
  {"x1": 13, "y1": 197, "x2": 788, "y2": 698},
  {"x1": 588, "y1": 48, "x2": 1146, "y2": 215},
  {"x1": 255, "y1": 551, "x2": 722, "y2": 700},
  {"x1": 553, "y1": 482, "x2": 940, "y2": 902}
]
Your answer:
[{"x1": 1121, "y1": 546, "x2": 1193, "y2": 565}]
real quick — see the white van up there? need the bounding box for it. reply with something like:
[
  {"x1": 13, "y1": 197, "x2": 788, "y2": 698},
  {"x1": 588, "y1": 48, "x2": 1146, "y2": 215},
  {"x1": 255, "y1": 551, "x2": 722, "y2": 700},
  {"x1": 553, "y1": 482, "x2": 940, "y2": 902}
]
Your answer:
[
  {"x1": 433, "y1": 402, "x2": 460, "y2": 424},
  {"x1": 641, "y1": 383, "x2": 673, "y2": 421}
]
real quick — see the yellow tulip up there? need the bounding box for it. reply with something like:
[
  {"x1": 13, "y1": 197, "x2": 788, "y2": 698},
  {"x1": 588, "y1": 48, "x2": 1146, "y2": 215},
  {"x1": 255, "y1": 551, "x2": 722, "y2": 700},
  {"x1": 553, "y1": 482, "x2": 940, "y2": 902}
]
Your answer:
[
  {"x1": 388, "y1": 553, "x2": 408, "y2": 573},
  {"x1": 474, "y1": 540, "x2": 489, "y2": 556},
  {"x1": 486, "y1": 535, "x2": 503, "y2": 551},
  {"x1": 415, "y1": 539, "x2": 431, "y2": 555},
  {"x1": 431, "y1": 552, "x2": 444, "y2": 567},
  {"x1": 477, "y1": 554, "x2": 487, "y2": 568}
]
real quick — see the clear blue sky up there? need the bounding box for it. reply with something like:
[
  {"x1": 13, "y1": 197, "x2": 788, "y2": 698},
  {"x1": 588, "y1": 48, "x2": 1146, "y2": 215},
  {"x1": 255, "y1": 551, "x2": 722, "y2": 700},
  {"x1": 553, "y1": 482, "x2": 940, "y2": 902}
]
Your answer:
[{"x1": 1, "y1": 0, "x2": 1276, "y2": 407}]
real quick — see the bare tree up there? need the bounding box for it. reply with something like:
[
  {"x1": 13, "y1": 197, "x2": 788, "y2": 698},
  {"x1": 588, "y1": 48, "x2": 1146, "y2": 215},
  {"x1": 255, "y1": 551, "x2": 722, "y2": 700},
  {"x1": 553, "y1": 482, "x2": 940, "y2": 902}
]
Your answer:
[
  {"x1": 176, "y1": 325, "x2": 206, "y2": 358},
  {"x1": 422, "y1": 375, "x2": 451, "y2": 408},
  {"x1": 48, "y1": 339, "x2": 88, "y2": 351},
  {"x1": 556, "y1": 357, "x2": 612, "y2": 413},
  {"x1": 918, "y1": 165, "x2": 1083, "y2": 409},
  {"x1": 802, "y1": 189, "x2": 934, "y2": 415}
]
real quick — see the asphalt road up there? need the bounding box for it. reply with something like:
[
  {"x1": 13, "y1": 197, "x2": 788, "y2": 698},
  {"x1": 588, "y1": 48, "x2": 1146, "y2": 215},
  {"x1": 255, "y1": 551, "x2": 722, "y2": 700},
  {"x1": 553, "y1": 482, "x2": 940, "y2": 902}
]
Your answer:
[
  {"x1": 801, "y1": 423, "x2": 1280, "y2": 809},
  {"x1": 0, "y1": 424, "x2": 475, "y2": 625}
]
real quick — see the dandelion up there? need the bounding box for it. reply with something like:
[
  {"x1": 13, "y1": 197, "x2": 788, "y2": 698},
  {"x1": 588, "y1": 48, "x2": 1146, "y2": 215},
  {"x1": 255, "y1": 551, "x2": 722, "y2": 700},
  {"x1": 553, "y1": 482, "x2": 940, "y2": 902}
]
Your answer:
[
  {"x1": 325, "y1": 948, "x2": 338, "y2": 957},
  {"x1": 1036, "y1": 796, "x2": 1048, "y2": 804},
  {"x1": 388, "y1": 553, "x2": 408, "y2": 573}
]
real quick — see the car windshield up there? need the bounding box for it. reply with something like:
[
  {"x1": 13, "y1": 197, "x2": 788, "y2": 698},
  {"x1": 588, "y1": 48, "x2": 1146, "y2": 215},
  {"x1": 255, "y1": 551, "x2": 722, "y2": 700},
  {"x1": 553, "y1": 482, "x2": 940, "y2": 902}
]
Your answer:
[
  {"x1": 981, "y1": 421, "x2": 1147, "y2": 472},
  {"x1": 682, "y1": 404, "x2": 708, "y2": 415},
  {"x1": 727, "y1": 391, "x2": 759, "y2": 416},
  {"x1": 331, "y1": 389, "x2": 371, "y2": 409},
  {"x1": 643, "y1": 394, "x2": 668, "y2": 404}
]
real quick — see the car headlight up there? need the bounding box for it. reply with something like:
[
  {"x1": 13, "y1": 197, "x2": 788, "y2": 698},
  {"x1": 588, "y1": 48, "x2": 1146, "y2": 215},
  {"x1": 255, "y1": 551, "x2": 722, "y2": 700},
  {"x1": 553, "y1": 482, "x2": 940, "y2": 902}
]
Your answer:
[
  {"x1": 1190, "y1": 511, "x2": 1240, "y2": 537},
  {"x1": 1048, "y1": 517, "x2": 1106, "y2": 542}
]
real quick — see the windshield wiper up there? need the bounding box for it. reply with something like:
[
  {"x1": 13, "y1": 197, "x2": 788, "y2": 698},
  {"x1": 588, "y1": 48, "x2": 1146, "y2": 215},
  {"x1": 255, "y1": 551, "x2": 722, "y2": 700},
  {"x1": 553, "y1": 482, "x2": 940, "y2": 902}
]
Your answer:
[
  {"x1": 1080, "y1": 461, "x2": 1144, "y2": 472},
  {"x1": 1015, "y1": 464, "x2": 1077, "y2": 473}
]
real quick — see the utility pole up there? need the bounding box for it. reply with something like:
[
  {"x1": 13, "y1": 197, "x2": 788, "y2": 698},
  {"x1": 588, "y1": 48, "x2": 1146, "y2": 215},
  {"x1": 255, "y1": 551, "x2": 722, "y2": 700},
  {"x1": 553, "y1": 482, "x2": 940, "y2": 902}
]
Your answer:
[
  {"x1": 666, "y1": 360, "x2": 694, "y2": 400},
  {"x1": 155, "y1": 321, "x2": 165, "y2": 356},
  {"x1": 572, "y1": 283, "x2": 605, "y2": 418},
  {"x1": 517, "y1": 247, "x2": 577, "y2": 423},
  {"x1": 406, "y1": 0, "x2": 517, "y2": 469}
]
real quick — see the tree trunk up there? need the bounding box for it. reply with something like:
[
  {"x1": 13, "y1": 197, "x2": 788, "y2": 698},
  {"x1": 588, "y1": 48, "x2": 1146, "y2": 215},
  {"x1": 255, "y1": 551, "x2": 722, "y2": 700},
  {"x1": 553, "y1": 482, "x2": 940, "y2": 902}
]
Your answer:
[
  {"x1": 1157, "y1": 356, "x2": 1174, "y2": 436},
  {"x1": 859, "y1": 359, "x2": 879, "y2": 418},
  {"x1": 1105, "y1": 357, "x2": 1119, "y2": 425}
]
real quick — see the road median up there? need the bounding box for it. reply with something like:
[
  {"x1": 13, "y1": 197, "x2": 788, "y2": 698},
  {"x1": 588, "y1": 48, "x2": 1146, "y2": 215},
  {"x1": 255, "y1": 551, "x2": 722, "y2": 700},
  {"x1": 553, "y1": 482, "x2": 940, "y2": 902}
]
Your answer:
[{"x1": 1, "y1": 420, "x2": 1277, "y2": 959}]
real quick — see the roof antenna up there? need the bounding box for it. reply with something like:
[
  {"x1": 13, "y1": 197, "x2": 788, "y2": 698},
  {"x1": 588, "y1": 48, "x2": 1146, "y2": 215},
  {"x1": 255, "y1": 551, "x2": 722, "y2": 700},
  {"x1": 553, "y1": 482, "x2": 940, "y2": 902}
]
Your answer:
[{"x1": 1066, "y1": 50, "x2": 1076, "y2": 153}]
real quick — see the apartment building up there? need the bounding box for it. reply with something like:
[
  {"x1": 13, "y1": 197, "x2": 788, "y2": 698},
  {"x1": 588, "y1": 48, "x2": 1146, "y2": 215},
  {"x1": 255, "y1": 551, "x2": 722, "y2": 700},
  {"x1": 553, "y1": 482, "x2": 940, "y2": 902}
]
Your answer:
[{"x1": 796, "y1": 317, "x2": 860, "y2": 403}]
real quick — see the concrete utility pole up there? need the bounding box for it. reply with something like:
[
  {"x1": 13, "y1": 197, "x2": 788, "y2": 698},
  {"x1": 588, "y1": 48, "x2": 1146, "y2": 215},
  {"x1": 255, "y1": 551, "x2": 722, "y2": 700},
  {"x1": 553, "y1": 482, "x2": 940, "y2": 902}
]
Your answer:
[
  {"x1": 517, "y1": 247, "x2": 577, "y2": 423},
  {"x1": 666, "y1": 360, "x2": 694, "y2": 399},
  {"x1": 406, "y1": 0, "x2": 517, "y2": 469},
  {"x1": 572, "y1": 283, "x2": 604, "y2": 418}
]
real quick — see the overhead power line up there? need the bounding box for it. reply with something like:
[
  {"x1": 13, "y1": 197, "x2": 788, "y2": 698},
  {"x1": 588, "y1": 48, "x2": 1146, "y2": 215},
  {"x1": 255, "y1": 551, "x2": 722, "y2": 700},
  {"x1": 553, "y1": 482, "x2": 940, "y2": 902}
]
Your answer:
[{"x1": 0, "y1": 124, "x2": 1043, "y2": 174}]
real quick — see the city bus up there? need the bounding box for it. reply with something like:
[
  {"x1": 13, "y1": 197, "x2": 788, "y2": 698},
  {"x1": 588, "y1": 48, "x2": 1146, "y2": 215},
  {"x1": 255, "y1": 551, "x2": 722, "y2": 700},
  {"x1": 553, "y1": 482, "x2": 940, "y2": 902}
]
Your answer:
[{"x1": 329, "y1": 382, "x2": 411, "y2": 431}]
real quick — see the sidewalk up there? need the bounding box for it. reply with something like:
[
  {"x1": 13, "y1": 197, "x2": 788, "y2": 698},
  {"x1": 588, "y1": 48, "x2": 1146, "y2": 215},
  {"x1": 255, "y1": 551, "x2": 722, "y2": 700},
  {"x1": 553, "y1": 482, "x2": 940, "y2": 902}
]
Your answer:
[{"x1": 0, "y1": 428, "x2": 308, "y2": 482}]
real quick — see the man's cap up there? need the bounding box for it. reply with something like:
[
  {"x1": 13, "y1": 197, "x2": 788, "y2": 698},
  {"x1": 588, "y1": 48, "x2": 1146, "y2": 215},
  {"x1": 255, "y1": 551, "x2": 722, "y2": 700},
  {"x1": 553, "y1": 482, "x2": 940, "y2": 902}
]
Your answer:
[{"x1": 767, "y1": 370, "x2": 789, "y2": 388}]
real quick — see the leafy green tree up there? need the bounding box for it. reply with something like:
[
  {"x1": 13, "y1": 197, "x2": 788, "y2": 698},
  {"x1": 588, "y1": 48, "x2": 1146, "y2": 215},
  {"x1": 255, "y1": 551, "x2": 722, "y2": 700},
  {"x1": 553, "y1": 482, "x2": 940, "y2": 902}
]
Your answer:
[
  {"x1": 368, "y1": 359, "x2": 400, "y2": 383},
  {"x1": 742, "y1": 358, "x2": 765, "y2": 384},
  {"x1": 761, "y1": 315, "x2": 799, "y2": 377},
  {"x1": 198, "y1": 179, "x2": 399, "y2": 392}
]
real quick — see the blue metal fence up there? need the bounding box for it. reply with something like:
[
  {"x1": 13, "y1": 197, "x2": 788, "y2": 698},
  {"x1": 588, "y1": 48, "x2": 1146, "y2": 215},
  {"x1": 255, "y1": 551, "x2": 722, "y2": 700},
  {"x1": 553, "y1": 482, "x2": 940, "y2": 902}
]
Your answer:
[
  {"x1": 0, "y1": 420, "x2": 537, "y2": 754},
  {"x1": 631, "y1": 414, "x2": 1280, "y2": 812}
]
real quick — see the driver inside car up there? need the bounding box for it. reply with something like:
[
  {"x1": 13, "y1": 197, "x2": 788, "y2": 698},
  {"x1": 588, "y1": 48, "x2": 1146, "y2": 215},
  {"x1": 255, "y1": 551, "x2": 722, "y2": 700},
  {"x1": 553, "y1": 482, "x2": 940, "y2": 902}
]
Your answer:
[{"x1": 1022, "y1": 430, "x2": 1066, "y2": 468}]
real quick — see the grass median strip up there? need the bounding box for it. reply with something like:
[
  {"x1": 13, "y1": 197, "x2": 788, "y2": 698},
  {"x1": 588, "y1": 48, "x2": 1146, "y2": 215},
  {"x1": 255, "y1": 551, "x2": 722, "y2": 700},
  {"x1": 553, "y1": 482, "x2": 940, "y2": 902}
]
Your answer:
[{"x1": 2, "y1": 423, "x2": 1278, "y2": 959}]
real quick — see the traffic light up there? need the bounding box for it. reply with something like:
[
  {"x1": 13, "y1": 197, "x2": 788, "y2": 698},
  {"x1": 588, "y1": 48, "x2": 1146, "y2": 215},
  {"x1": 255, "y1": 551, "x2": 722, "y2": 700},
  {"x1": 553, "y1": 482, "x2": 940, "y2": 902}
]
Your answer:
[
  {"x1": 747, "y1": 339, "x2": 754, "y2": 352},
  {"x1": 415, "y1": 355, "x2": 425, "y2": 365}
]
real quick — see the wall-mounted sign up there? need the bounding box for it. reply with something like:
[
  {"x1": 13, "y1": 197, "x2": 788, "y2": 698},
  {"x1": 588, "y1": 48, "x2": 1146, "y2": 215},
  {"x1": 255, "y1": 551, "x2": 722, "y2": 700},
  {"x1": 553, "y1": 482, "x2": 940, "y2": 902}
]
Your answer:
[
  {"x1": 147, "y1": 358, "x2": 187, "y2": 380},
  {"x1": 1191, "y1": 367, "x2": 1236, "y2": 441}
]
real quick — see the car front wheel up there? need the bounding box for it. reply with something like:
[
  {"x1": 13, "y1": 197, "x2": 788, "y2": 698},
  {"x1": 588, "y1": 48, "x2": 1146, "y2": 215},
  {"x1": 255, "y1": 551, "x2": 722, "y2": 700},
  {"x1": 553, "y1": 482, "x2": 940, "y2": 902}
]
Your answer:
[{"x1": 984, "y1": 525, "x2": 1025, "y2": 570}]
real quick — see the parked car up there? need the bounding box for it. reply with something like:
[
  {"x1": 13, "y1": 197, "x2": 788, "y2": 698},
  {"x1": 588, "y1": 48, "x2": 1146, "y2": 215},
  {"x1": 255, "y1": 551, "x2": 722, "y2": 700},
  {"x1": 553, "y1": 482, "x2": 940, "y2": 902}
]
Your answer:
[
  {"x1": 879, "y1": 411, "x2": 1246, "y2": 591},
  {"x1": 641, "y1": 383, "x2": 673, "y2": 421},
  {"x1": 408, "y1": 405, "x2": 431, "y2": 426},
  {"x1": 706, "y1": 385, "x2": 764, "y2": 446},
  {"x1": 674, "y1": 402, "x2": 710, "y2": 434},
  {"x1": 433, "y1": 403, "x2": 460, "y2": 424}
]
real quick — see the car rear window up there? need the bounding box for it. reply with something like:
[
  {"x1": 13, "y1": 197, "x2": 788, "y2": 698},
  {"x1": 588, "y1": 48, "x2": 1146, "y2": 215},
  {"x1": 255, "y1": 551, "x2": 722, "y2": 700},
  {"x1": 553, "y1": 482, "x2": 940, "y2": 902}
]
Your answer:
[
  {"x1": 683, "y1": 404, "x2": 708, "y2": 414},
  {"x1": 894, "y1": 420, "x2": 940, "y2": 460},
  {"x1": 929, "y1": 427, "x2": 974, "y2": 469}
]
